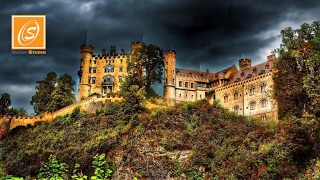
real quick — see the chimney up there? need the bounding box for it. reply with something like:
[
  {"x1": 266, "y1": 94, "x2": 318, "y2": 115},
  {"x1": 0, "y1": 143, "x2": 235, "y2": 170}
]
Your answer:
[
  {"x1": 102, "y1": 49, "x2": 106, "y2": 56},
  {"x1": 110, "y1": 46, "x2": 116, "y2": 55},
  {"x1": 121, "y1": 49, "x2": 125, "y2": 55}
]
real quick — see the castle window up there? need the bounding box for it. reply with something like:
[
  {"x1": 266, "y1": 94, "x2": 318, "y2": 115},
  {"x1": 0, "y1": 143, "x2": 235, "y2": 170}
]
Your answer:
[
  {"x1": 200, "y1": 95, "x2": 202, "y2": 98},
  {"x1": 262, "y1": 115, "x2": 267, "y2": 121},
  {"x1": 250, "y1": 101, "x2": 256, "y2": 110},
  {"x1": 233, "y1": 105, "x2": 239, "y2": 113},
  {"x1": 92, "y1": 68, "x2": 97, "y2": 73},
  {"x1": 191, "y1": 83, "x2": 194, "y2": 88},
  {"x1": 120, "y1": 59, "x2": 123, "y2": 63},
  {"x1": 241, "y1": 71, "x2": 245, "y2": 77},
  {"x1": 261, "y1": 99, "x2": 267, "y2": 108},
  {"x1": 105, "y1": 66, "x2": 114, "y2": 73},
  {"x1": 224, "y1": 95, "x2": 228, "y2": 103},
  {"x1": 249, "y1": 86, "x2": 255, "y2": 96},
  {"x1": 89, "y1": 67, "x2": 92, "y2": 73},
  {"x1": 252, "y1": 67, "x2": 257, "y2": 73},
  {"x1": 261, "y1": 83, "x2": 266, "y2": 93},
  {"x1": 265, "y1": 64, "x2": 269, "y2": 69},
  {"x1": 104, "y1": 75, "x2": 114, "y2": 83},
  {"x1": 94, "y1": 60, "x2": 97, "y2": 64},
  {"x1": 186, "y1": 94, "x2": 188, "y2": 98},
  {"x1": 179, "y1": 81, "x2": 182, "y2": 87},
  {"x1": 179, "y1": 93, "x2": 181, "y2": 97},
  {"x1": 88, "y1": 77, "x2": 91, "y2": 84},
  {"x1": 191, "y1": 95, "x2": 194, "y2": 99},
  {"x1": 185, "y1": 82, "x2": 188, "y2": 88},
  {"x1": 119, "y1": 76, "x2": 123, "y2": 83},
  {"x1": 119, "y1": 67, "x2": 123, "y2": 72},
  {"x1": 91, "y1": 77, "x2": 96, "y2": 84},
  {"x1": 234, "y1": 91, "x2": 238, "y2": 100}
]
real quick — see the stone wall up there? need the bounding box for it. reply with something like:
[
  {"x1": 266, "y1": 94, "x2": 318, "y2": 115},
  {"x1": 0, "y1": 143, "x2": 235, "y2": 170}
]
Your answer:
[{"x1": 0, "y1": 95, "x2": 163, "y2": 131}]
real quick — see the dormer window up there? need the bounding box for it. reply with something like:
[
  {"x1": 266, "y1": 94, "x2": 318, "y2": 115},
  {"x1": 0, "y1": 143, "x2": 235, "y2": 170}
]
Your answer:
[
  {"x1": 265, "y1": 64, "x2": 270, "y2": 69},
  {"x1": 252, "y1": 67, "x2": 257, "y2": 73}
]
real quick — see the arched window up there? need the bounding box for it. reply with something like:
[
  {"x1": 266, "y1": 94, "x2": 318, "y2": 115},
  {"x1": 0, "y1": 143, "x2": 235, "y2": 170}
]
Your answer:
[
  {"x1": 261, "y1": 83, "x2": 267, "y2": 93},
  {"x1": 261, "y1": 98, "x2": 267, "y2": 108},
  {"x1": 104, "y1": 65, "x2": 114, "y2": 73},
  {"x1": 249, "y1": 86, "x2": 255, "y2": 96},
  {"x1": 233, "y1": 91, "x2": 238, "y2": 100},
  {"x1": 103, "y1": 75, "x2": 114, "y2": 83},
  {"x1": 250, "y1": 101, "x2": 256, "y2": 110},
  {"x1": 233, "y1": 105, "x2": 239, "y2": 113}
]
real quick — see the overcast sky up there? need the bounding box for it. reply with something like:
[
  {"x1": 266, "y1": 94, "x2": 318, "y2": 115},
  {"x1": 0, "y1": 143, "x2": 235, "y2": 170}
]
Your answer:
[{"x1": 1, "y1": 0, "x2": 320, "y2": 114}]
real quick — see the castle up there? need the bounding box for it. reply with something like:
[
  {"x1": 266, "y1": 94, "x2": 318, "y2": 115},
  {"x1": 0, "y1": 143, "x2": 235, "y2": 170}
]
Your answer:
[
  {"x1": 0, "y1": 42, "x2": 277, "y2": 131},
  {"x1": 78, "y1": 42, "x2": 278, "y2": 121}
]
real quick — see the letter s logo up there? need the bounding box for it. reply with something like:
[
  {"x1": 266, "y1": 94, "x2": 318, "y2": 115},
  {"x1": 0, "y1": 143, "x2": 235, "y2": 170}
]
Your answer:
[{"x1": 17, "y1": 20, "x2": 40, "y2": 46}]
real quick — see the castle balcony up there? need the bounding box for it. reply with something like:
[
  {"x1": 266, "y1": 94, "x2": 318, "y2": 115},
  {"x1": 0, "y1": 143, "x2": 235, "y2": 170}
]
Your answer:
[{"x1": 102, "y1": 81, "x2": 114, "y2": 85}]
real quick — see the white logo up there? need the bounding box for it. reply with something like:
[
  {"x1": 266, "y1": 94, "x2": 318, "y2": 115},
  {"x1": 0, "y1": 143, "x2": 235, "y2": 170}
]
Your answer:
[{"x1": 17, "y1": 20, "x2": 40, "y2": 46}]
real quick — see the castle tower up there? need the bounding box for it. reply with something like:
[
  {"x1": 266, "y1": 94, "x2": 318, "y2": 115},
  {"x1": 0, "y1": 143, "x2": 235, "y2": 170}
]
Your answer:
[
  {"x1": 238, "y1": 59, "x2": 252, "y2": 71},
  {"x1": 163, "y1": 50, "x2": 176, "y2": 105},
  {"x1": 78, "y1": 45, "x2": 94, "y2": 100},
  {"x1": 131, "y1": 42, "x2": 145, "y2": 54}
]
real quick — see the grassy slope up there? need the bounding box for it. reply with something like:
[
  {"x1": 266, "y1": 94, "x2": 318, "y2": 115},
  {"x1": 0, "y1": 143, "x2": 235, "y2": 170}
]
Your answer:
[{"x1": 0, "y1": 100, "x2": 317, "y2": 179}]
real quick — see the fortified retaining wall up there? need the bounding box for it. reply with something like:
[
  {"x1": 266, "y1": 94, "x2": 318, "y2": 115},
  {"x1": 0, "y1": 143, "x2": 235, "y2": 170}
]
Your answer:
[{"x1": 0, "y1": 95, "x2": 163, "y2": 130}]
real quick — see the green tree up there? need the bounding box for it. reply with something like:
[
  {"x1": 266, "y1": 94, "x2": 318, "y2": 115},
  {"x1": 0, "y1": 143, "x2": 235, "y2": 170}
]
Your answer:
[
  {"x1": 273, "y1": 21, "x2": 320, "y2": 118},
  {"x1": 7, "y1": 107, "x2": 28, "y2": 116},
  {"x1": 30, "y1": 72, "x2": 76, "y2": 114},
  {"x1": 122, "y1": 85, "x2": 146, "y2": 115},
  {"x1": 48, "y1": 74, "x2": 76, "y2": 112},
  {"x1": 125, "y1": 44, "x2": 164, "y2": 96},
  {"x1": 30, "y1": 71, "x2": 57, "y2": 114},
  {"x1": 0, "y1": 93, "x2": 11, "y2": 116}
]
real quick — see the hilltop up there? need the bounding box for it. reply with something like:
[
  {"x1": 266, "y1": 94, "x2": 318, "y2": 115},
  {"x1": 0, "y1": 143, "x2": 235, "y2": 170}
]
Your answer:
[{"x1": 0, "y1": 99, "x2": 319, "y2": 179}]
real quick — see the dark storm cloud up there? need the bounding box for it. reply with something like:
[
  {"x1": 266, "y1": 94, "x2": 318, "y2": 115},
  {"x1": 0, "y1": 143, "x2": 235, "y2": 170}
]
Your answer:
[{"x1": 0, "y1": 0, "x2": 319, "y2": 113}]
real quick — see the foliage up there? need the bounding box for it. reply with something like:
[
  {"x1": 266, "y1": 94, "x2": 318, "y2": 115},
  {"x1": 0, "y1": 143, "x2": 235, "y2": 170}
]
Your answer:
[
  {"x1": 122, "y1": 44, "x2": 164, "y2": 96},
  {"x1": 90, "y1": 154, "x2": 113, "y2": 180},
  {"x1": 122, "y1": 85, "x2": 146, "y2": 116},
  {"x1": 273, "y1": 21, "x2": 320, "y2": 118},
  {"x1": 30, "y1": 72, "x2": 76, "y2": 115},
  {"x1": 1, "y1": 99, "x2": 320, "y2": 179},
  {"x1": 71, "y1": 163, "x2": 88, "y2": 180},
  {"x1": 7, "y1": 107, "x2": 28, "y2": 117},
  {"x1": 30, "y1": 71, "x2": 57, "y2": 114},
  {"x1": 0, "y1": 93, "x2": 11, "y2": 116},
  {"x1": 37, "y1": 155, "x2": 69, "y2": 180}
]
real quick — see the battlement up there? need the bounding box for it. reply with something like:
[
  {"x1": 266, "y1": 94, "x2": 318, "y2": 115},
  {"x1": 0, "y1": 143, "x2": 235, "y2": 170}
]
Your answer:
[
  {"x1": 267, "y1": 54, "x2": 276, "y2": 61},
  {"x1": 131, "y1": 42, "x2": 145, "y2": 52},
  {"x1": 164, "y1": 50, "x2": 176, "y2": 55},
  {"x1": 80, "y1": 45, "x2": 94, "y2": 54},
  {"x1": 239, "y1": 59, "x2": 252, "y2": 71}
]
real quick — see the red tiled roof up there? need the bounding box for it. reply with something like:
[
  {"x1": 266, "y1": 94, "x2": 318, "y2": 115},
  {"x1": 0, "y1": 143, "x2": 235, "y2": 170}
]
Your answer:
[
  {"x1": 175, "y1": 65, "x2": 234, "y2": 81},
  {"x1": 228, "y1": 59, "x2": 276, "y2": 84}
]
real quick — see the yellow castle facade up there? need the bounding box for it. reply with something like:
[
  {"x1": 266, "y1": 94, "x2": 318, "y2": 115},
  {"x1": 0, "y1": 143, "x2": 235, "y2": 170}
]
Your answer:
[
  {"x1": 163, "y1": 51, "x2": 277, "y2": 121},
  {"x1": 78, "y1": 42, "x2": 278, "y2": 121},
  {"x1": 77, "y1": 42, "x2": 145, "y2": 100}
]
